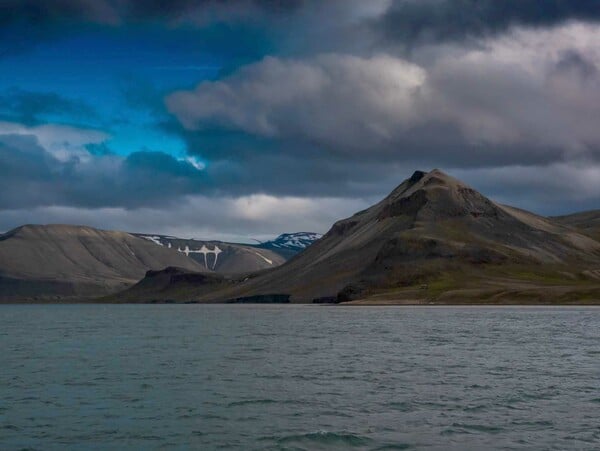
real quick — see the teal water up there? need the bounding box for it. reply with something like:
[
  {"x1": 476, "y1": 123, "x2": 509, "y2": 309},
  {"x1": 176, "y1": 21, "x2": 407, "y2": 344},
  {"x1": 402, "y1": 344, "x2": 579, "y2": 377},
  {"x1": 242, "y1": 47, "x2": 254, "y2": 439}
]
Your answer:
[{"x1": 1, "y1": 305, "x2": 600, "y2": 450}]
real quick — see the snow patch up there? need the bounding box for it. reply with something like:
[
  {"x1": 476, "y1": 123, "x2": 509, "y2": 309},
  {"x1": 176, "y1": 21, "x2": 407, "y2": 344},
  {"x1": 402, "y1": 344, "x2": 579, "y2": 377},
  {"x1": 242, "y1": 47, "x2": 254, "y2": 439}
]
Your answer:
[
  {"x1": 264, "y1": 232, "x2": 322, "y2": 250},
  {"x1": 178, "y1": 244, "x2": 223, "y2": 269},
  {"x1": 253, "y1": 251, "x2": 273, "y2": 265},
  {"x1": 140, "y1": 235, "x2": 164, "y2": 246}
]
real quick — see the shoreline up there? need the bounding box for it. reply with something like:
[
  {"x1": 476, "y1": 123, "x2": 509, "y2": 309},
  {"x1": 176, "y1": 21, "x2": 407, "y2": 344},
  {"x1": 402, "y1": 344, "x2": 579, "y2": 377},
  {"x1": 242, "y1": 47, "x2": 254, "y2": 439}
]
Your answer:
[{"x1": 2, "y1": 300, "x2": 600, "y2": 307}]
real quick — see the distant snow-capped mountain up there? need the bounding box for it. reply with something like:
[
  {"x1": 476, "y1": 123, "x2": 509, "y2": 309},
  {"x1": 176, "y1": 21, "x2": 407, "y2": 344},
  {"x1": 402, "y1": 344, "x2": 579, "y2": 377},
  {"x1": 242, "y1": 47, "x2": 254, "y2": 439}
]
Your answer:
[{"x1": 260, "y1": 232, "x2": 322, "y2": 252}]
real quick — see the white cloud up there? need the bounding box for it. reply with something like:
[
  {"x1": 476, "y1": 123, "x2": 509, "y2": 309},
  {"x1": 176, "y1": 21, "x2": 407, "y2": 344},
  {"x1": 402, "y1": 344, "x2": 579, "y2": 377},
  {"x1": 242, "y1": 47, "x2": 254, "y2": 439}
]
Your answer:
[
  {"x1": 0, "y1": 121, "x2": 109, "y2": 161},
  {"x1": 167, "y1": 54, "x2": 427, "y2": 152},
  {"x1": 182, "y1": 155, "x2": 205, "y2": 171},
  {"x1": 427, "y1": 23, "x2": 600, "y2": 152},
  {"x1": 166, "y1": 23, "x2": 600, "y2": 162}
]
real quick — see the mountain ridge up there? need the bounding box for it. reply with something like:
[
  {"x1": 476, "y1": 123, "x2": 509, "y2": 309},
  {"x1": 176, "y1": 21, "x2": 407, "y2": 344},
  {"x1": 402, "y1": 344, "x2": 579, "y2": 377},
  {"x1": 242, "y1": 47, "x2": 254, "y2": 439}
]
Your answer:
[
  {"x1": 113, "y1": 169, "x2": 600, "y2": 304},
  {"x1": 0, "y1": 224, "x2": 206, "y2": 301},
  {"x1": 133, "y1": 231, "x2": 322, "y2": 273},
  {"x1": 0, "y1": 225, "x2": 322, "y2": 301}
]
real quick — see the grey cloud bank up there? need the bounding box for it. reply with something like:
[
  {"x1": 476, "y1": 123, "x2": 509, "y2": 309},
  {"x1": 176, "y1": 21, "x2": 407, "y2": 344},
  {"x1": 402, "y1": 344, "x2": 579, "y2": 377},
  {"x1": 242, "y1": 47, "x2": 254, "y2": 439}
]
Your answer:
[
  {"x1": 1, "y1": 1, "x2": 600, "y2": 238},
  {"x1": 375, "y1": 0, "x2": 600, "y2": 46},
  {"x1": 164, "y1": 23, "x2": 600, "y2": 217},
  {"x1": 167, "y1": 24, "x2": 600, "y2": 161}
]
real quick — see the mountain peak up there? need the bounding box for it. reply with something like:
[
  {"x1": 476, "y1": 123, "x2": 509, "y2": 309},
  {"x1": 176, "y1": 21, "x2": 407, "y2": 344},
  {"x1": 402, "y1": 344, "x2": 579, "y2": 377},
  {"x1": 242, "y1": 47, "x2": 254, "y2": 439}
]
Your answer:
[
  {"x1": 417, "y1": 168, "x2": 458, "y2": 187},
  {"x1": 390, "y1": 168, "x2": 456, "y2": 195},
  {"x1": 409, "y1": 170, "x2": 427, "y2": 183},
  {"x1": 408, "y1": 168, "x2": 448, "y2": 183},
  {"x1": 377, "y1": 168, "x2": 493, "y2": 221}
]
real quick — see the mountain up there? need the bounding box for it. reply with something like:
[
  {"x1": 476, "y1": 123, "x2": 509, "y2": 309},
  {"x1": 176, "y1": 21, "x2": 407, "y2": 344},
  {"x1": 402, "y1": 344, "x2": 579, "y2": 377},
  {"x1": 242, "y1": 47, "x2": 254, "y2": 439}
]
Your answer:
[
  {"x1": 553, "y1": 210, "x2": 600, "y2": 242},
  {"x1": 133, "y1": 234, "x2": 286, "y2": 273},
  {"x1": 0, "y1": 223, "x2": 322, "y2": 301},
  {"x1": 0, "y1": 225, "x2": 204, "y2": 301},
  {"x1": 256, "y1": 232, "x2": 323, "y2": 259},
  {"x1": 116, "y1": 169, "x2": 600, "y2": 304}
]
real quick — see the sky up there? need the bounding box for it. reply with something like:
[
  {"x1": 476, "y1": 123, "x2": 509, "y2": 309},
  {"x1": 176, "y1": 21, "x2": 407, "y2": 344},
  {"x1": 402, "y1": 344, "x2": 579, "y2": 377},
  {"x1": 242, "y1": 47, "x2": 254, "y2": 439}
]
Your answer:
[{"x1": 0, "y1": 0, "x2": 599, "y2": 242}]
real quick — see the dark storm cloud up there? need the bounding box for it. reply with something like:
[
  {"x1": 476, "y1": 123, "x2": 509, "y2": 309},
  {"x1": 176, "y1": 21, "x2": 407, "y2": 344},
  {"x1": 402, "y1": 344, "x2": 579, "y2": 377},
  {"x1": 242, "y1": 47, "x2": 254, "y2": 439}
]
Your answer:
[
  {"x1": 0, "y1": 134, "x2": 207, "y2": 209},
  {"x1": 0, "y1": 134, "x2": 69, "y2": 208},
  {"x1": 0, "y1": 0, "x2": 302, "y2": 26},
  {"x1": 0, "y1": 88, "x2": 98, "y2": 125},
  {"x1": 5, "y1": 1, "x2": 598, "y2": 36},
  {"x1": 376, "y1": 0, "x2": 600, "y2": 46},
  {"x1": 165, "y1": 119, "x2": 599, "y2": 207},
  {"x1": 0, "y1": 0, "x2": 301, "y2": 58},
  {"x1": 123, "y1": 0, "x2": 303, "y2": 21},
  {"x1": 162, "y1": 23, "x2": 600, "y2": 214},
  {"x1": 0, "y1": 134, "x2": 55, "y2": 179},
  {"x1": 0, "y1": 123, "x2": 409, "y2": 208},
  {"x1": 3, "y1": 0, "x2": 599, "y2": 61},
  {"x1": 123, "y1": 150, "x2": 199, "y2": 178},
  {"x1": 0, "y1": 0, "x2": 118, "y2": 26},
  {"x1": 174, "y1": 120, "x2": 574, "y2": 196},
  {"x1": 0, "y1": 130, "x2": 377, "y2": 238},
  {"x1": 166, "y1": 48, "x2": 600, "y2": 168},
  {"x1": 453, "y1": 164, "x2": 600, "y2": 215}
]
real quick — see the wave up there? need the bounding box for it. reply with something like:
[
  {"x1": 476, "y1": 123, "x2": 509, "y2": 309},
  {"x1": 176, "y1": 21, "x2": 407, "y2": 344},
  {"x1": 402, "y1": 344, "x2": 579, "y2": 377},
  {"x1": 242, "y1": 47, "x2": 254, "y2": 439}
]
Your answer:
[
  {"x1": 275, "y1": 430, "x2": 372, "y2": 448},
  {"x1": 227, "y1": 399, "x2": 301, "y2": 407}
]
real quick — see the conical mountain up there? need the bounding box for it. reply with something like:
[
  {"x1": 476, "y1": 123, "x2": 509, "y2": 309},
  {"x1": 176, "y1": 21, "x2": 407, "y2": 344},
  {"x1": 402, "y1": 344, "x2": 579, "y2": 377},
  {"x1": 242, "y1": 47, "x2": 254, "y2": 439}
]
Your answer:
[{"x1": 117, "y1": 170, "x2": 600, "y2": 304}]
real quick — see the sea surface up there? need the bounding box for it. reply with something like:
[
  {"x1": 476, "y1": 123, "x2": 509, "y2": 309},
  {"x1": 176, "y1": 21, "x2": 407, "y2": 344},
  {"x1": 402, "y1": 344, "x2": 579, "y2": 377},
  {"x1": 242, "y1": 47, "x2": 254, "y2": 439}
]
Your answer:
[{"x1": 2, "y1": 305, "x2": 600, "y2": 450}]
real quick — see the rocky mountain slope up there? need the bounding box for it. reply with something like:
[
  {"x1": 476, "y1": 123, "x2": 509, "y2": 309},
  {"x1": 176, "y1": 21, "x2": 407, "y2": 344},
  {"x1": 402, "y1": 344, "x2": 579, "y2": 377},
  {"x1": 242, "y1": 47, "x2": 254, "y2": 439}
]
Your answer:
[
  {"x1": 553, "y1": 210, "x2": 600, "y2": 242},
  {"x1": 116, "y1": 170, "x2": 600, "y2": 304},
  {"x1": 0, "y1": 225, "x2": 204, "y2": 301}
]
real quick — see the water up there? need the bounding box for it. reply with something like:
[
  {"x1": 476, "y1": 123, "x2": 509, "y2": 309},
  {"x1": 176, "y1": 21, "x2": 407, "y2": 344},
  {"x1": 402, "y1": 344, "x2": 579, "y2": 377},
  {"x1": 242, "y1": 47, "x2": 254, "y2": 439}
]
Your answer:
[{"x1": 1, "y1": 305, "x2": 600, "y2": 450}]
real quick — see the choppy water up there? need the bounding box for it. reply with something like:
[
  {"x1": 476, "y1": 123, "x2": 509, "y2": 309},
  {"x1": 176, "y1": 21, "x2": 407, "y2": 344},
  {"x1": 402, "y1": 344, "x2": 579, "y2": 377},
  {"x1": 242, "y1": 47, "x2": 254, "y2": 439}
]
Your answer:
[{"x1": 2, "y1": 305, "x2": 600, "y2": 450}]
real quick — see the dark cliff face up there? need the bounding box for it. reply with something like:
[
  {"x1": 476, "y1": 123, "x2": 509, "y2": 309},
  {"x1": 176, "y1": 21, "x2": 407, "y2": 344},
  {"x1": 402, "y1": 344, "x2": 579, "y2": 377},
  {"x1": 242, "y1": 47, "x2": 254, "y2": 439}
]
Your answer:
[
  {"x1": 408, "y1": 170, "x2": 427, "y2": 184},
  {"x1": 145, "y1": 266, "x2": 223, "y2": 284},
  {"x1": 378, "y1": 189, "x2": 428, "y2": 220}
]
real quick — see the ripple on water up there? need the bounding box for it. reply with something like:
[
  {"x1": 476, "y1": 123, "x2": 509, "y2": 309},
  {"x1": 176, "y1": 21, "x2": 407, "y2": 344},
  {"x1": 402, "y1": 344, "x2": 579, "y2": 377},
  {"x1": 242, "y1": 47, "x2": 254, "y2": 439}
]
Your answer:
[
  {"x1": 227, "y1": 399, "x2": 281, "y2": 407},
  {"x1": 442, "y1": 423, "x2": 504, "y2": 435},
  {"x1": 273, "y1": 430, "x2": 373, "y2": 449}
]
